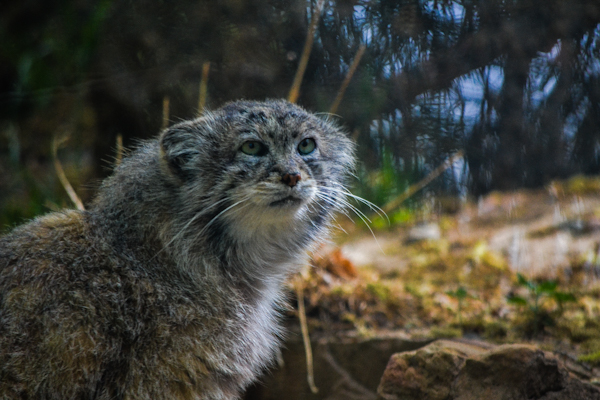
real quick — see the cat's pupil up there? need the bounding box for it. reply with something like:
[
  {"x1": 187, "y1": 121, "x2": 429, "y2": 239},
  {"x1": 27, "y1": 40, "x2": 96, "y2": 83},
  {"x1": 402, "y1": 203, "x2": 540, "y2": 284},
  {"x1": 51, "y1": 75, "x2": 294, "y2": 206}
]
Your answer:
[
  {"x1": 298, "y1": 138, "x2": 316, "y2": 155},
  {"x1": 241, "y1": 140, "x2": 266, "y2": 156}
]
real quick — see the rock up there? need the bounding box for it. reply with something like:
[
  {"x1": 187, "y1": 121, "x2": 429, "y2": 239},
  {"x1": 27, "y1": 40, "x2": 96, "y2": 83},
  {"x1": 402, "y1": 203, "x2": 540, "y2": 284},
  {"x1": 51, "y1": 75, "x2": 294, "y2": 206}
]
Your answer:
[
  {"x1": 406, "y1": 222, "x2": 441, "y2": 243},
  {"x1": 377, "y1": 340, "x2": 489, "y2": 400},
  {"x1": 377, "y1": 340, "x2": 600, "y2": 400}
]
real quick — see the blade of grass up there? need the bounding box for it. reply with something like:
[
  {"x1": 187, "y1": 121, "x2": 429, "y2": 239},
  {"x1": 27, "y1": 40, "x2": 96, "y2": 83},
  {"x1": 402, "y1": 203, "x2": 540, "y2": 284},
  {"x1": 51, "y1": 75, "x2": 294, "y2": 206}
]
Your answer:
[
  {"x1": 115, "y1": 134, "x2": 123, "y2": 166},
  {"x1": 198, "y1": 61, "x2": 211, "y2": 114},
  {"x1": 329, "y1": 44, "x2": 366, "y2": 114},
  {"x1": 162, "y1": 96, "x2": 170, "y2": 130},
  {"x1": 52, "y1": 135, "x2": 85, "y2": 211},
  {"x1": 288, "y1": 0, "x2": 326, "y2": 104},
  {"x1": 295, "y1": 275, "x2": 318, "y2": 394},
  {"x1": 380, "y1": 150, "x2": 464, "y2": 215}
]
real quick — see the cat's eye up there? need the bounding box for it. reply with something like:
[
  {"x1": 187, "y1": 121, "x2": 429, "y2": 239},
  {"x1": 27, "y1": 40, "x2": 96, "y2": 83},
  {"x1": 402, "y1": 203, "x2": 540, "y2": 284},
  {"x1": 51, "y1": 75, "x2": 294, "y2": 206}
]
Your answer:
[
  {"x1": 240, "y1": 141, "x2": 266, "y2": 156},
  {"x1": 298, "y1": 138, "x2": 316, "y2": 155}
]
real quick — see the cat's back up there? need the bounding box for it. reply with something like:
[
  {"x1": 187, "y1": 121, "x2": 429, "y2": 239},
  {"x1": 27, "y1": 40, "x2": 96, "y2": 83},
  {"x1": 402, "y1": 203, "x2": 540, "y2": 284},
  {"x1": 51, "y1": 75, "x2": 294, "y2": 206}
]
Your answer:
[
  {"x1": 1, "y1": 212, "x2": 185, "y2": 398},
  {"x1": 0, "y1": 211, "x2": 116, "y2": 397},
  {"x1": 0, "y1": 210, "x2": 274, "y2": 399},
  {"x1": 0, "y1": 210, "x2": 98, "y2": 298}
]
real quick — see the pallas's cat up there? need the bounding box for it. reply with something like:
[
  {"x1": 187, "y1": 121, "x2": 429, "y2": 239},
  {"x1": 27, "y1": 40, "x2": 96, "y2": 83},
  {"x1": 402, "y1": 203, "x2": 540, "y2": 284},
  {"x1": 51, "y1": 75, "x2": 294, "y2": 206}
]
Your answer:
[{"x1": 0, "y1": 100, "x2": 354, "y2": 399}]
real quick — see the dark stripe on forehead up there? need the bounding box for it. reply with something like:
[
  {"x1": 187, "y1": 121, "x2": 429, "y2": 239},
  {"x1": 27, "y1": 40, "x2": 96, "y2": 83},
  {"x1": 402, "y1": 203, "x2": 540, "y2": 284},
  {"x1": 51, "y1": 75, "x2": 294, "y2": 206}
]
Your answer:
[
  {"x1": 275, "y1": 109, "x2": 301, "y2": 122},
  {"x1": 247, "y1": 111, "x2": 267, "y2": 123},
  {"x1": 278, "y1": 133, "x2": 292, "y2": 147}
]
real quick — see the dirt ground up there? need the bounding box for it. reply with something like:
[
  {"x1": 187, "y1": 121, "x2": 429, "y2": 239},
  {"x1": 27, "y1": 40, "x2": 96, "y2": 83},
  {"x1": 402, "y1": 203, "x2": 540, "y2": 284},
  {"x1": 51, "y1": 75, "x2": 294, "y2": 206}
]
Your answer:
[{"x1": 292, "y1": 176, "x2": 600, "y2": 383}]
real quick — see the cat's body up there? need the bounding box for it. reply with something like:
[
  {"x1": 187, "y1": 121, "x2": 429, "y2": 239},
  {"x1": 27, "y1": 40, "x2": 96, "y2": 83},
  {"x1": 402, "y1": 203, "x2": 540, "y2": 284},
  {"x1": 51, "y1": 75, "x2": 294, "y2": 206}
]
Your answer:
[{"x1": 0, "y1": 100, "x2": 354, "y2": 399}]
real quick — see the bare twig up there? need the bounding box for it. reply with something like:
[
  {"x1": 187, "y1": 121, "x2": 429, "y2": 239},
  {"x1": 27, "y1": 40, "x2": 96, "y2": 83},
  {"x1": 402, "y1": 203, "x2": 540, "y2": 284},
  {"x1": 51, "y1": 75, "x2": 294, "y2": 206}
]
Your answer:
[
  {"x1": 52, "y1": 135, "x2": 85, "y2": 211},
  {"x1": 162, "y1": 96, "x2": 170, "y2": 130},
  {"x1": 198, "y1": 61, "x2": 211, "y2": 114},
  {"x1": 329, "y1": 44, "x2": 367, "y2": 114},
  {"x1": 115, "y1": 134, "x2": 123, "y2": 167},
  {"x1": 275, "y1": 348, "x2": 285, "y2": 369},
  {"x1": 321, "y1": 348, "x2": 377, "y2": 400},
  {"x1": 295, "y1": 277, "x2": 318, "y2": 394},
  {"x1": 380, "y1": 150, "x2": 464, "y2": 215},
  {"x1": 287, "y1": 0, "x2": 326, "y2": 104}
]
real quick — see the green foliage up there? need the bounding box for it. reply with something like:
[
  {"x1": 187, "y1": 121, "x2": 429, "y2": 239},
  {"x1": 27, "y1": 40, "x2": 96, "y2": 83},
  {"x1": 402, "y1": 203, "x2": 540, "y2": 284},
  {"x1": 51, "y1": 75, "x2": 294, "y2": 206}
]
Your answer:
[
  {"x1": 447, "y1": 286, "x2": 468, "y2": 300},
  {"x1": 354, "y1": 148, "x2": 408, "y2": 209},
  {"x1": 430, "y1": 326, "x2": 463, "y2": 339},
  {"x1": 577, "y1": 351, "x2": 600, "y2": 366},
  {"x1": 507, "y1": 273, "x2": 577, "y2": 336},
  {"x1": 366, "y1": 282, "x2": 391, "y2": 302},
  {"x1": 372, "y1": 208, "x2": 414, "y2": 229},
  {"x1": 509, "y1": 274, "x2": 577, "y2": 310},
  {"x1": 353, "y1": 147, "x2": 422, "y2": 229},
  {"x1": 446, "y1": 286, "x2": 475, "y2": 325},
  {"x1": 0, "y1": 166, "x2": 61, "y2": 233},
  {"x1": 1, "y1": 0, "x2": 112, "y2": 112}
]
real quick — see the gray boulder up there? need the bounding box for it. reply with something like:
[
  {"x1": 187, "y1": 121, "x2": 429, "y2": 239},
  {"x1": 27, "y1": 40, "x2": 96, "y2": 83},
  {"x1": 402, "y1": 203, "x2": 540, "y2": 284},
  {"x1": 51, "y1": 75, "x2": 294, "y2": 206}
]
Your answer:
[{"x1": 377, "y1": 340, "x2": 600, "y2": 400}]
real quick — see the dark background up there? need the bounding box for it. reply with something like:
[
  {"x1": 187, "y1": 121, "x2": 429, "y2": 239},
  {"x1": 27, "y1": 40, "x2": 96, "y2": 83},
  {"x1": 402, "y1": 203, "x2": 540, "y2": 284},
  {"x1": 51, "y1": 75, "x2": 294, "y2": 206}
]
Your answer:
[{"x1": 2, "y1": 0, "x2": 600, "y2": 229}]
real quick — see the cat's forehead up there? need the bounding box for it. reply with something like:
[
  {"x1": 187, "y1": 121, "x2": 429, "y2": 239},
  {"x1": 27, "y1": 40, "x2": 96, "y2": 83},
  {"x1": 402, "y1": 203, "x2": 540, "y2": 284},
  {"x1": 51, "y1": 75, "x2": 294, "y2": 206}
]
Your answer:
[{"x1": 220, "y1": 101, "x2": 322, "y2": 137}]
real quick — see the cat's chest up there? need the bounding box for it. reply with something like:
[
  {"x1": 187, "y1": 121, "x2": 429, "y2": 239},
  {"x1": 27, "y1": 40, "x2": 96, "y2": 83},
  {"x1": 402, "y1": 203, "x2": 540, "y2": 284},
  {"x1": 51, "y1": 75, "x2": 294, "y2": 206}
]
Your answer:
[{"x1": 148, "y1": 280, "x2": 282, "y2": 375}]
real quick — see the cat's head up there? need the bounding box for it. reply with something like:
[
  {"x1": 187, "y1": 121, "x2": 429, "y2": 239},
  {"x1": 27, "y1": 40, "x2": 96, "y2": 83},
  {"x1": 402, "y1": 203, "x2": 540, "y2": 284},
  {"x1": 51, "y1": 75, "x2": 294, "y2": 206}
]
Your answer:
[{"x1": 159, "y1": 99, "x2": 354, "y2": 248}]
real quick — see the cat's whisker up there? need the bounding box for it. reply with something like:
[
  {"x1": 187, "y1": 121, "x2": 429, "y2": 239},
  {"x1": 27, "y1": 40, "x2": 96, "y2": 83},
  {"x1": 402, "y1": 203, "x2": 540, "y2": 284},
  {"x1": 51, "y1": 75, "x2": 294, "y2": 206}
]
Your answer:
[
  {"x1": 317, "y1": 190, "x2": 373, "y2": 224},
  {"x1": 315, "y1": 192, "x2": 351, "y2": 219},
  {"x1": 153, "y1": 196, "x2": 233, "y2": 260},
  {"x1": 347, "y1": 170, "x2": 360, "y2": 180},
  {"x1": 331, "y1": 218, "x2": 348, "y2": 235},
  {"x1": 194, "y1": 196, "x2": 252, "y2": 240},
  {"x1": 340, "y1": 199, "x2": 373, "y2": 224},
  {"x1": 321, "y1": 184, "x2": 389, "y2": 224},
  {"x1": 314, "y1": 192, "x2": 351, "y2": 222},
  {"x1": 329, "y1": 183, "x2": 381, "y2": 209},
  {"x1": 306, "y1": 201, "x2": 339, "y2": 237},
  {"x1": 314, "y1": 111, "x2": 341, "y2": 119},
  {"x1": 153, "y1": 210, "x2": 206, "y2": 260},
  {"x1": 189, "y1": 199, "x2": 254, "y2": 271},
  {"x1": 315, "y1": 191, "x2": 385, "y2": 254}
]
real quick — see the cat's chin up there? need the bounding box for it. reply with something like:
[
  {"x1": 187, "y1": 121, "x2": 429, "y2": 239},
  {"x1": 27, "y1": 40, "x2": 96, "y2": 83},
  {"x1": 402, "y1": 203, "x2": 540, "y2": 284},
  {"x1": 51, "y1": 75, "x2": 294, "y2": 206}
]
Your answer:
[
  {"x1": 268, "y1": 195, "x2": 305, "y2": 208},
  {"x1": 245, "y1": 183, "x2": 316, "y2": 210}
]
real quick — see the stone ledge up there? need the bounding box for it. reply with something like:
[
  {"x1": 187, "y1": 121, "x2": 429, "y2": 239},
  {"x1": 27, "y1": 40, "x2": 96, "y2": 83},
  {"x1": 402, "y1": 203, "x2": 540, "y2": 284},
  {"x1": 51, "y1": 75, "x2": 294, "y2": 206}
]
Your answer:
[{"x1": 377, "y1": 340, "x2": 600, "y2": 400}]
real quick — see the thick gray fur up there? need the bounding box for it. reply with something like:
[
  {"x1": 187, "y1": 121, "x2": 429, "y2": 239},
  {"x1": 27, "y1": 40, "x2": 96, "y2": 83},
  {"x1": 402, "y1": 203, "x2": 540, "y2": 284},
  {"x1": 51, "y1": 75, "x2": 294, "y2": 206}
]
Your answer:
[{"x1": 0, "y1": 100, "x2": 354, "y2": 399}]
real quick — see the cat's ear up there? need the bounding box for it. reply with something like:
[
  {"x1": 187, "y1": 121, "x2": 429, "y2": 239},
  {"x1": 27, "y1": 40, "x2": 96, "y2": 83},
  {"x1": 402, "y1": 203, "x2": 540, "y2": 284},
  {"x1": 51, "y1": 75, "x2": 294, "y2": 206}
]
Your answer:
[{"x1": 159, "y1": 121, "x2": 203, "y2": 182}]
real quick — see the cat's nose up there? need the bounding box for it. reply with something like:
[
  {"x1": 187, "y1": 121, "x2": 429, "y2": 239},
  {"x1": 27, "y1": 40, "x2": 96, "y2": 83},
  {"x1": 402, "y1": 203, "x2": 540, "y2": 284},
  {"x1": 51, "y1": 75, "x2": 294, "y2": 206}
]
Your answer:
[{"x1": 281, "y1": 172, "x2": 301, "y2": 187}]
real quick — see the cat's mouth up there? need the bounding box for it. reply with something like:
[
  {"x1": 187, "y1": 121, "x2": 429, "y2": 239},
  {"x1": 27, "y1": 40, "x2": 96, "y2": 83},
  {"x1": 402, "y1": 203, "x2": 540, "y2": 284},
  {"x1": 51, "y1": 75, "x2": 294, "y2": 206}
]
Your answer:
[{"x1": 269, "y1": 195, "x2": 304, "y2": 207}]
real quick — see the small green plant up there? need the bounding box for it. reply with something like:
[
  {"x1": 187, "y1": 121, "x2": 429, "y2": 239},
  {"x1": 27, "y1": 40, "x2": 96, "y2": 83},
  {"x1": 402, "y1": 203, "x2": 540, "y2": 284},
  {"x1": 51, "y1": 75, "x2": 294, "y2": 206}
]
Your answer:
[
  {"x1": 507, "y1": 273, "x2": 577, "y2": 336},
  {"x1": 353, "y1": 147, "x2": 418, "y2": 229},
  {"x1": 446, "y1": 286, "x2": 474, "y2": 325}
]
